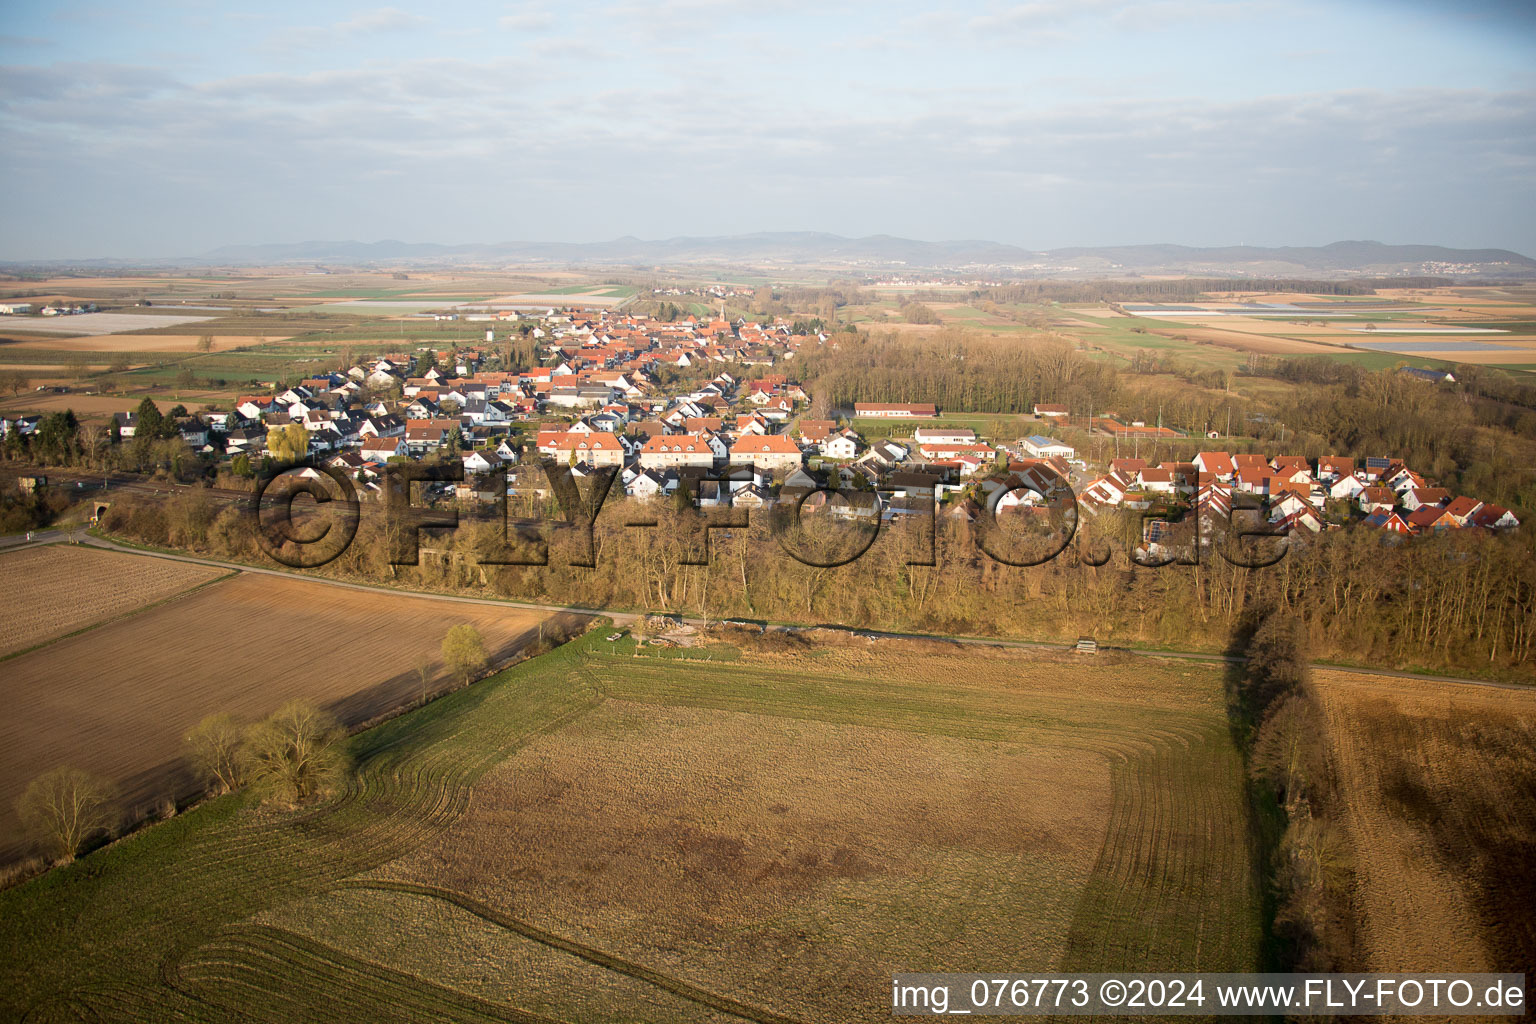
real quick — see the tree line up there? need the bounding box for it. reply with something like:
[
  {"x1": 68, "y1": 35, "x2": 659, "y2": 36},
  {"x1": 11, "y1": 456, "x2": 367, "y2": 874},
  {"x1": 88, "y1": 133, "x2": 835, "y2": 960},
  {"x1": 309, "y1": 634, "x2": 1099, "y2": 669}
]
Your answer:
[
  {"x1": 96, "y1": 491, "x2": 1536, "y2": 679},
  {"x1": 1235, "y1": 610, "x2": 1359, "y2": 971},
  {"x1": 799, "y1": 328, "x2": 1120, "y2": 415}
]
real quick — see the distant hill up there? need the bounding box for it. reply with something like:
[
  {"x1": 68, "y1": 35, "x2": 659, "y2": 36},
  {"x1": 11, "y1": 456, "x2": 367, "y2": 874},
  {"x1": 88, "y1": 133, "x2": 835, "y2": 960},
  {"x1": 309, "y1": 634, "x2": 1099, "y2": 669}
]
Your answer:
[{"x1": 168, "y1": 234, "x2": 1536, "y2": 279}]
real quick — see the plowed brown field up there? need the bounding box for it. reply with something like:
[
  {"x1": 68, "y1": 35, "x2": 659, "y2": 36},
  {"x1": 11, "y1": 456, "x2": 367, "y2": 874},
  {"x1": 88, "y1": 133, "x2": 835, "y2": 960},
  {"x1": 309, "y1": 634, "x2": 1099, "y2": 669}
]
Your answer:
[
  {"x1": 0, "y1": 544, "x2": 227, "y2": 656},
  {"x1": 1315, "y1": 670, "x2": 1536, "y2": 974},
  {"x1": 0, "y1": 564, "x2": 585, "y2": 861}
]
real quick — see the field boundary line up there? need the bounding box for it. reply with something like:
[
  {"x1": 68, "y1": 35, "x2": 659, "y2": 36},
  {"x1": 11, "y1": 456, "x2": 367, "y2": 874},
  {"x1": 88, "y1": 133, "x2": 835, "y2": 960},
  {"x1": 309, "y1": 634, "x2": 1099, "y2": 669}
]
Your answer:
[{"x1": 335, "y1": 879, "x2": 809, "y2": 1024}]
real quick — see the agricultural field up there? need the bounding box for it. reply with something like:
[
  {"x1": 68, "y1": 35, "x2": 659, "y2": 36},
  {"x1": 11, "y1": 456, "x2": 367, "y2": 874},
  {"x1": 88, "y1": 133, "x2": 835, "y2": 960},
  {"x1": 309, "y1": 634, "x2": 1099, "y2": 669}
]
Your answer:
[
  {"x1": 0, "y1": 544, "x2": 228, "y2": 657},
  {"x1": 486, "y1": 290, "x2": 632, "y2": 307},
  {"x1": 0, "y1": 629, "x2": 1260, "y2": 1022},
  {"x1": 0, "y1": 564, "x2": 584, "y2": 864},
  {"x1": 0, "y1": 311, "x2": 219, "y2": 336},
  {"x1": 1314, "y1": 669, "x2": 1536, "y2": 975},
  {"x1": 4, "y1": 332, "x2": 292, "y2": 353}
]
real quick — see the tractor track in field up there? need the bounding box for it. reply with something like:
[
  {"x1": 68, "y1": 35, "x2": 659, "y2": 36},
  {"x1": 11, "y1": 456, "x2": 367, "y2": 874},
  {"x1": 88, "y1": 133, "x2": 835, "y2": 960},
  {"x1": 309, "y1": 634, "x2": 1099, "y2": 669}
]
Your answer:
[{"x1": 332, "y1": 880, "x2": 809, "y2": 1024}]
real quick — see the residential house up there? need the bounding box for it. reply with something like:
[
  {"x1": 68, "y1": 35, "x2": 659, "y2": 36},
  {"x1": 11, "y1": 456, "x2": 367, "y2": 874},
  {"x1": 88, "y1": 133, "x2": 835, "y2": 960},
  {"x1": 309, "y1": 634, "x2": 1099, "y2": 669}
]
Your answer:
[
  {"x1": 1470, "y1": 503, "x2": 1520, "y2": 530},
  {"x1": 1407, "y1": 504, "x2": 1458, "y2": 533},
  {"x1": 1400, "y1": 487, "x2": 1450, "y2": 512},
  {"x1": 550, "y1": 432, "x2": 628, "y2": 468},
  {"x1": 1357, "y1": 487, "x2": 1397, "y2": 514},
  {"x1": 729, "y1": 433, "x2": 804, "y2": 474},
  {"x1": 1193, "y1": 452, "x2": 1235, "y2": 482},
  {"x1": 360, "y1": 436, "x2": 407, "y2": 461},
  {"x1": 820, "y1": 431, "x2": 860, "y2": 460},
  {"x1": 1442, "y1": 496, "x2": 1483, "y2": 526},
  {"x1": 1363, "y1": 509, "x2": 1412, "y2": 533},
  {"x1": 1315, "y1": 456, "x2": 1354, "y2": 483},
  {"x1": 1139, "y1": 466, "x2": 1176, "y2": 494},
  {"x1": 639, "y1": 435, "x2": 716, "y2": 470}
]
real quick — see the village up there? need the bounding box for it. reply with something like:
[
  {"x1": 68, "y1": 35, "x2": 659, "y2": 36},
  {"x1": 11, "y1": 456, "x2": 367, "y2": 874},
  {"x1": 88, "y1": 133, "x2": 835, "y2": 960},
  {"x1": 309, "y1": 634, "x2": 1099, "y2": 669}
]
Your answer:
[{"x1": 1, "y1": 305, "x2": 1521, "y2": 547}]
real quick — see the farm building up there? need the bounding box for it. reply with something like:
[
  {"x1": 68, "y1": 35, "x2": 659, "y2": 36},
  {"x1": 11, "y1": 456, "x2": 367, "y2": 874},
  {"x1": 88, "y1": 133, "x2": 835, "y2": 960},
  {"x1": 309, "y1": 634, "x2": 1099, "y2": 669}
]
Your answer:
[{"x1": 853, "y1": 403, "x2": 937, "y2": 418}]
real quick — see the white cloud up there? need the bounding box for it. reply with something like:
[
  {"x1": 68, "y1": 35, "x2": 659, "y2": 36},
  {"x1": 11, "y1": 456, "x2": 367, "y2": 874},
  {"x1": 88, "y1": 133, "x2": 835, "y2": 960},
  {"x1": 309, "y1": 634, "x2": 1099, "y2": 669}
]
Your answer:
[
  {"x1": 264, "y1": 7, "x2": 430, "y2": 51},
  {"x1": 497, "y1": 8, "x2": 556, "y2": 31}
]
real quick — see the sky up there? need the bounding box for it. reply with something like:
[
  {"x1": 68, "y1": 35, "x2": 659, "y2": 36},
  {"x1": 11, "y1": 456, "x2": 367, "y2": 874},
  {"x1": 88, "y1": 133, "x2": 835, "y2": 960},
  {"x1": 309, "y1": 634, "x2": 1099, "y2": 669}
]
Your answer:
[{"x1": 1, "y1": 0, "x2": 1533, "y2": 259}]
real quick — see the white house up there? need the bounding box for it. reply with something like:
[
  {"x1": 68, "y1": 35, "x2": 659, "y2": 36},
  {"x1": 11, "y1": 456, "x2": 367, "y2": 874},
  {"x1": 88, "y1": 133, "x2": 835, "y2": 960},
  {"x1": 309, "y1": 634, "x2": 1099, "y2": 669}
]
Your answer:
[
  {"x1": 462, "y1": 450, "x2": 503, "y2": 474},
  {"x1": 820, "y1": 432, "x2": 860, "y2": 460},
  {"x1": 360, "y1": 436, "x2": 407, "y2": 460},
  {"x1": 1328, "y1": 475, "x2": 1366, "y2": 502}
]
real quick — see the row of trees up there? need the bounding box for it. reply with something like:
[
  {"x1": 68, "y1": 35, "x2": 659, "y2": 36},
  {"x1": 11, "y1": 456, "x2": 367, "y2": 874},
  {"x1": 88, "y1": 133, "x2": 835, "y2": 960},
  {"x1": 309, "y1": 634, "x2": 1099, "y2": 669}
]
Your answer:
[
  {"x1": 98, "y1": 488, "x2": 1536, "y2": 678},
  {"x1": 12, "y1": 701, "x2": 348, "y2": 866},
  {"x1": 968, "y1": 277, "x2": 1436, "y2": 305},
  {"x1": 186, "y1": 702, "x2": 347, "y2": 804},
  {"x1": 12, "y1": 623, "x2": 496, "y2": 875},
  {"x1": 800, "y1": 328, "x2": 1120, "y2": 416},
  {"x1": 1238, "y1": 611, "x2": 1358, "y2": 971}
]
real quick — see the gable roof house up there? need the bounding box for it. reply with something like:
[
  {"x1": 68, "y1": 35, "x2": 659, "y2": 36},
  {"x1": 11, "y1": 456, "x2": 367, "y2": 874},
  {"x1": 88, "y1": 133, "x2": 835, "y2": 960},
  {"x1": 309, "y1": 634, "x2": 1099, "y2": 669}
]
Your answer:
[
  {"x1": 1315, "y1": 456, "x2": 1354, "y2": 482},
  {"x1": 729, "y1": 433, "x2": 804, "y2": 473},
  {"x1": 1363, "y1": 508, "x2": 1412, "y2": 534},
  {"x1": 360, "y1": 435, "x2": 407, "y2": 461},
  {"x1": 1328, "y1": 474, "x2": 1367, "y2": 502},
  {"x1": 1406, "y1": 504, "x2": 1458, "y2": 533},
  {"x1": 1193, "y1": 452, "x2": 1235, "y2": 481},
  {"x1": 820, "y1": 431, "x2": 860, "y2": 460},
  {"x1": 1400, "y1": 487, "x2": 1450, "y2": 512},
  {"x1": 1469, "y1": 503, "x2": 1520, "y2": 530},
  {"x1": 1357, "y1": 487, "x2": 1397, "y2": 514},
  {"x1": 551, "y1": 431, "x2": 628, "y2": 467},
  {"x1": 639, "y1": 434, "x2": 716, "y2": 470},
  {"x1": 1442, "y1": 496, "x2": 1483, "y2": 526}
]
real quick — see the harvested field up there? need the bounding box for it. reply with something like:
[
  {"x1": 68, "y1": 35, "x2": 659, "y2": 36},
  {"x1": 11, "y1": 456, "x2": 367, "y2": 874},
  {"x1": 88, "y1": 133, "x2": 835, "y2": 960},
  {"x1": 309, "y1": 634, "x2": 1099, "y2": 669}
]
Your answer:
[
  {"x1": 0, "y1": 631, "x2": 1259, "y2": 1023},
  {"x1": 1408, "y1": 348, "x2": 1536, "y2": 365},
  {"x1": 0, "y1": 390, "x2": 228, "y2": 417},
  {"x1": 0, "y1": 312, "x2": 217, "y2": 335},
  {"x1": 0, "y1": 567, "x2": 585, "y2": 862},
  {"x1": 340, "y1": 640, "x2": 1258, "y2": 1022},
  {"x1": 7, "y1": 333, "x2": 289, "y2": 352},
  {"x1": 1147, "y1": 326, "x2": 1342, "y2": 354},
  {"x1": 0, "y1": 544, "x2": 227, "y2": 657},
  {"x1": 1315, "y1": 670, "x2": 1536, "y2": 974},
  {"x1": 486, "y1": 292, "x2": 627, "y2": 307}
]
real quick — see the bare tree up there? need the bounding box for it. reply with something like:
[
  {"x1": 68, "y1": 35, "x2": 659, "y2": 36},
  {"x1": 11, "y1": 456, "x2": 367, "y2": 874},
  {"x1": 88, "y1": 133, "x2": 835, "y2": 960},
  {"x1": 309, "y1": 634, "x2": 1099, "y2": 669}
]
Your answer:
[
  {"x1": 185, "y1": 713, "x2": 245, "y2": 794},
  {"x1": 15, "y1": 766, "x2": 117, "y2": 863},
  {"x1": 417, "y1": 655, "x2": 434, "y2": 704},
  {"x1": 241, "y1": 702, "x2": 346, "y2": 805}
]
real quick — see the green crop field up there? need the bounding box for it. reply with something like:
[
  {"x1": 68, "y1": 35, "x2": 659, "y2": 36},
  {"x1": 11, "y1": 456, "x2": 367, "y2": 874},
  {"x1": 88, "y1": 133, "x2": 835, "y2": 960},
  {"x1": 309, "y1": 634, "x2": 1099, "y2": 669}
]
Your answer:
[{"x1": 0, "y1": 629, "x2": 1260, "y2": 1023}]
